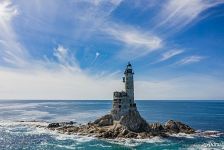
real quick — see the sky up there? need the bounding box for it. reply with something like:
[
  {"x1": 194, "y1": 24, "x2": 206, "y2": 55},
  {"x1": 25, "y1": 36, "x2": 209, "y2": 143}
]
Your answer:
[{"x1": 0, "y1": 0, "x2": 224, "y2": 100}]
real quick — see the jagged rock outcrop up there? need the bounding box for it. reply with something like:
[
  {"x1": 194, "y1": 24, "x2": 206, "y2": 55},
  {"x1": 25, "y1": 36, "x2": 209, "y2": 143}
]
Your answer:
[
  {"x1": 48, "y1": 121, "x2": 75, "y2": 128},
  {"x1": 164, "y1": 120, "x2": 195, "y2": 134},
  {"x1": 48, "y1": 123, "x2": 60, "y2": 128},
  {"x1": 93, "y1": 114, "x2": 113, "y2": 127},
  {"x1": 46, "y1": 118, "x2": 195, "y2": 139},
  {"x1": 119, "y1": 110, "x2": 149, "y2": 132},
  {"x1": 150, "y1": 123, "x2": 164, "y2": 132}
]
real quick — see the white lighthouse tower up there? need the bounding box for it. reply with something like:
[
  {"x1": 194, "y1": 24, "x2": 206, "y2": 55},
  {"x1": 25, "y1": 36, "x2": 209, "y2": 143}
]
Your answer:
[
  {"x1": 124, "y1": 62, "x2": 135, "y2": 106},
  {"x1": 111, "y1": 62, "x2": 137, "y2": 120}
]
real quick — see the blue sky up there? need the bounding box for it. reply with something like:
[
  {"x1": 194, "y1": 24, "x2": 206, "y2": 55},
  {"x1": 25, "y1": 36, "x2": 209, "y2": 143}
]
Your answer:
[{"x1": 0, "y1": 0, "x2": 224, "y2": 100}]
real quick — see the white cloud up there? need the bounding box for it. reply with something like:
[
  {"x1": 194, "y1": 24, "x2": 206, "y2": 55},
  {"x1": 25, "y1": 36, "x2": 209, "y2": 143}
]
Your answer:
[
  {"x1": 158, "y1": 49, "x2": 184, "y2": 62},
  {"x1": 156, "y1": 0, "x2": 224, "y2": 31},
  {"x1": 0, "y1": 67, "x2": 122, "y2": 100},
  {"x1": 0, "y1": 0, "x2": 18, "y2": 22},
  {"x1": 135, "y1": 76, "x2": 224, "y2": 100},
  {"x1": 0, "y1": 67, "x2": 223, "y2": 100},
  {"x1": 0, "y1": 0, "x2": 29, "y2": 67},
  {"x1": 53, "y1": 45, "x2": 80, "y2": 72},
  {"x1": 10, "y1": 0, "x2": 162, "y2": 61},
  {"x1": 176, "y1": 56, "x2": 205, "y2": 65},
  {"x1": 104, "y1": 24, "x2": 163, "y2": 59},
  {"x1": 88, "y1": 0, "x2": 123, "y2": 6}
]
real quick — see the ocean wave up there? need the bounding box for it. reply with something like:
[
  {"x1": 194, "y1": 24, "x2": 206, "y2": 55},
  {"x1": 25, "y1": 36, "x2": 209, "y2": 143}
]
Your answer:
[
  {"x1": 89, "y1": 144, "x2": 112, "y2": 148},
  {"x1": 106, "y1": 136, "x2": 168, "y2": 147},
  {"x1": 169, "y1": 130, "x2": 224, "y2": 139},
  {"x1": 195, "y1": 130, "x2": 224, "y2": 138},
  {"x1": 0, "y1": 120, "x2": 49, "y2": 128},
  {"x1": 188, "y1": 141, "x2": 224, "y2": 150},
  {"x1": 55, "y1": 144, "x2": 78, "y2": 149},
  {"x1": 169, "y1": 133, "x2": 196, "y2": 139},
  {"x1": 0, "y1": 120, "x2": 96, "y2": 146},
  {"x1": 54, "y1": 133, "x2": 95, "y2": 143},
  {"x1": 40, "y1": 142, "x2": 79, "y2": 150},
  {"x1": 0, "y1": 103, "x2": 40, "y2": 110}
]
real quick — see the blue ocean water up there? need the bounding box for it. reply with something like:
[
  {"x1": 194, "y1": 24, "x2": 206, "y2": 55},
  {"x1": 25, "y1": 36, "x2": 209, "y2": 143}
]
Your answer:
[{"x1": 0, "y1": 100, "x2": 223, "y2": 149}]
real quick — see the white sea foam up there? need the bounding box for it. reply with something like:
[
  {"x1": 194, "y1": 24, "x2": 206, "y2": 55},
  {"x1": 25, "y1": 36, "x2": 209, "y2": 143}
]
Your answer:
[
  {"x1": 0, "y1": 120, "x2": 49, "y2": 127},
  {"x1": 54, "y1": 133, "x2": 95, "y2": 143},
  {"x1": 169, "y1": 133, "x2": 195, "y2": 139},
  {"x1": 188, "y1": 141, "x2": 224, "y2": 150},
  {"x1": 106, "y1": 136, "x2": 167, "y2": 147},
  {"x1": 195, "y1": 130, "x2": 224, "y2": 138},
  {"x1": 89, "y1": 144, "x2": 112, "y2": 148},
  {"x1": 40, "y1": 142, "x2": 79, "y2": 150},
  {"x1": 56, "y1": 144, "x2": 78, "y2": 149},
  {"x1": 169, "y1": 130, "x2": 224, "y2": 139}
]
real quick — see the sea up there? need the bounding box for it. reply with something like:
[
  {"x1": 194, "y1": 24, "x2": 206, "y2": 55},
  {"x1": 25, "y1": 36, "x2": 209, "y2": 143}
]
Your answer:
[{"x1": 0, "y1": 100, "x2": 223, "y2": 150}]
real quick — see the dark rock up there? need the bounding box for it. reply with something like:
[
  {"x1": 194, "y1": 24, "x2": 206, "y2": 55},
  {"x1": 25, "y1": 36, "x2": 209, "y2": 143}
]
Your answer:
[
  {"x1": 119, "y1": 110, "x2": 149, "y2": 132},
  {"x1": 58, "y1": 121, "x2": 76, "y2": 126},
  {"x1": 125, "y1": 132, "x2": 138, "y2": 138},
  {"x1": 121, "y1": 128, "x2": 129, "y2": 135},
  {"x1": 164, "y1": 120, "x2": 195, "y2": 134},
  {"x1": 48, "y1": 123, "x2": 60, "y2": 128},
  {"x1": 150, "y1": 122, "x2": 164, "y2": 131},
  {"x1": 94, "y1": 114, "x2": 113, "y2": 126},
  {"x1": 138, "y1": 132, "x2": 151, "y2": 138},
  {"x1": 98, "y1": 130, "x2": 115, "y2": 138}
]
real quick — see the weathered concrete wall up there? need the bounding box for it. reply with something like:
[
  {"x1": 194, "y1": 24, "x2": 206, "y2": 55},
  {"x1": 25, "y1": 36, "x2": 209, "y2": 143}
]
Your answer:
[{"x1": 111, "y1": 63, "x2": 137, "y2": 121}]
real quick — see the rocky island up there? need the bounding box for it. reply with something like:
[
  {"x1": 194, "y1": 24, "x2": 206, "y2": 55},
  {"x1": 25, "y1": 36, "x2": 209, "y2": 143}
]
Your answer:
[{"x1": 47, "y1": 63, "x2": 195, "y2": 139}]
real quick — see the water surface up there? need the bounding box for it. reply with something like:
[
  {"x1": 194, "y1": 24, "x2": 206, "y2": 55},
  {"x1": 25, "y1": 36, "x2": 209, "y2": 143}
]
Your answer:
[{"x1": 0, "y1": 100, "x2": 223, "y2": 149}]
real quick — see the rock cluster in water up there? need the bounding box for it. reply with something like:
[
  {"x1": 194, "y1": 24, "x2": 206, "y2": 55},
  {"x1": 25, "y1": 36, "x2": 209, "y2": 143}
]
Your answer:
[{"x1": 47, "y1": 110, "x2": 195, "y2": 139}]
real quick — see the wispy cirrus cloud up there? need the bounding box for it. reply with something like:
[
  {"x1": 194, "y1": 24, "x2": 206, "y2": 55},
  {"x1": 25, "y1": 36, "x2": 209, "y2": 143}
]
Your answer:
[
  {"x1": 0, "y1": 0, "x2": 29, "y2": 67},
  {"x1": 7, "y1": 0, "x2": 163, "y2": 61},
  {"x1": 155, "y1": 0, "x2": 224, "y2": 32},
  {"x1": 53, "y1": 45, "x2": 81, "y2": 72},
  {"x1": 176, "y1": 55, "x2": 205, "y2": 65},
  {"x1": 0, "y1": 0, "x2": 17, "y2": 21},
  {"x1": 104, "y1": 24, "x2": 163, "y2": 59},
  {"x1": 157, "y1": 49, "x2": 184, "y2": 63}
]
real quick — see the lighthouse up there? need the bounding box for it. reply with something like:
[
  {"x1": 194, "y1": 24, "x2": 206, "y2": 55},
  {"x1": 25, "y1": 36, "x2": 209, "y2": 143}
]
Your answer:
[
  {"x1": 111, "y1": 62, "x2": 137, "y2": 120},
  {"x1": 124, "y1": 62, "x2": 135, "y2": 106}
]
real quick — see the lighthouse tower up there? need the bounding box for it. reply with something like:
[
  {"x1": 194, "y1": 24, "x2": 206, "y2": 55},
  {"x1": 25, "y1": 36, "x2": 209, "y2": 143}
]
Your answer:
[
  {"x1": 124, "y1": 62, "x2": 135, "y2": 106},
  {"x1": 111, "y1": 62, "x2": 137, "y2": 120}
]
